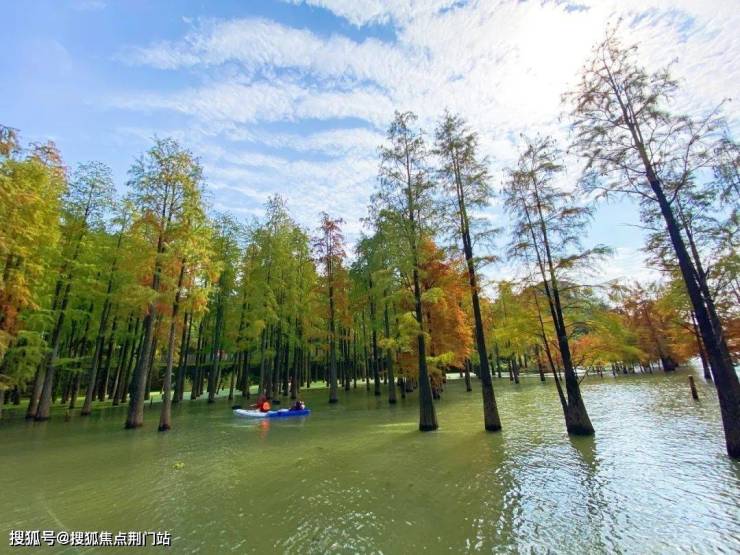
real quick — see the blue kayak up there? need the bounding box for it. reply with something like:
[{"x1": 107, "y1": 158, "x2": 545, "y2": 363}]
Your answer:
[{"x1": 234, "y1": 408, "x2": 311, "y2": 419}]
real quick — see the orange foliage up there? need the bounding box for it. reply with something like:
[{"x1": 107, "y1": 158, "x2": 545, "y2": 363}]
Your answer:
[{"x1": 398, "y1": 239, "x2": 473, "y2": 378}]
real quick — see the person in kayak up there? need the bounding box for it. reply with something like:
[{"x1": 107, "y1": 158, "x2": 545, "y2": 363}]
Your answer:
[
  {"x1": 289, "y1": 400, "x2": 305, "y2": 411},
  {"x1": 251, "y1": 393, "x2": 271, "y2": 412}
]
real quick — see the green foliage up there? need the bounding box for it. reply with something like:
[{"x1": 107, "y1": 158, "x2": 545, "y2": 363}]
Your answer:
[{"x1": 0, "y1": 330, "x2": 47, "y2": 390}]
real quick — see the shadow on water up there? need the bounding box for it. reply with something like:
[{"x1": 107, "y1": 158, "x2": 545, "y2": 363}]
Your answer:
[{"x1": 569, "y1": 433, "x2": 598, "y2": 469}]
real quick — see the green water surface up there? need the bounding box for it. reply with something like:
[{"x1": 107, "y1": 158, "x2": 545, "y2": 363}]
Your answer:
[{"x1": 2, "y1": 370, "x2": 739, "y2": 554}]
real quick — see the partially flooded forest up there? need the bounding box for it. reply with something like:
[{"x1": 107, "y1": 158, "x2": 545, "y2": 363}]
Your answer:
[{"x1": 1, "y1": 10, "x2": 739, "y2": 553}]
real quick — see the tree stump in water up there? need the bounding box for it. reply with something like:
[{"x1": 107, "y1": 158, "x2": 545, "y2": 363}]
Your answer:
[{"x1": 689, "y1": 376, "x2": 699, "y2": 400}]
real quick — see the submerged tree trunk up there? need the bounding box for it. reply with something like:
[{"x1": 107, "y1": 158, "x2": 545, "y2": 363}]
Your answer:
[
  {"x1": 244, "y1": 354, "x2": 252, "y2": 398},
  {"x1": 228, "y1": 360, "x2": 236, "y2": 401},
  {"x1": 258, "y1": 327, "x2": 268, "y2": 397},
  {"x1": 80, "y1": 300, "x2": 111, "y2": 416},
  {"x1": 144, "y1": 320, "x2": 160, "y2": 401},
  {"x1": 126, "y1": 221, "x2": 169, "y2": 429},
  {"x1": 413, "y1": 264, "x2": 438, "y2": 431},
  {"x1": 456, "y1": 175, "x2": 500, "y2": 430},
  {"x1": 511, "y1": 358, "x2": 520, "y2": 384},
  {"x1": 192, "y1": 316, "x2": 207, "y2": 400},
  {"x1": 68, "y1": 373, "x2": 81, "y2": 410},
  {"x1": 691, "y1": 311, "x2": 712, "y2": 381},
  {"x1": 548, "y1": 270, "x2": 593, "y2": 435},
  {"x1": 81, "y1": 227, "x2": 124, "y2": 415},
  {"x1": 125, "y1": 307, "x2": 156, "y2": 429},
  {"x1": 174, "y1": 311, "x2": 192, "y2": 403},
  {"x1": 99, "y1": 315, "x2": 118, "y2": 401},
  {"x1": 115, "y1": 317, "x2": 139, "y2": 405},
  {"x1": 649, "y1": 176, "x2": 739, "y2": 456},
  {"x1": 34, "y1": 226, "x2": 89, "y2": 421},
  {"x1": 609, "y1": 82, "x2": 740, "y2": 456},
  {"x1": 35, "y1": 278, "x2": 75, "y2": 420},
  {"x1": 208, "y1": 287, "x2": 226, "y2": 404},
  {"x1": 383, "y1": 300, "x2": 397, "y2": 404},
  {"x1": 159, "y1": 261, "x2": 185, "y2": 431},
  {"x1": 526, "y1": 188, "x2": 594, "y2": 436},
  {"x1": 464, "y1": 360, "x2": 472, "y2": 392},
  {"x1": 328, "y1": 277, "x2": 338, "y2": 403},
  {"x1": 368, "y1": 274, "x2": 381, "y2": 397}
]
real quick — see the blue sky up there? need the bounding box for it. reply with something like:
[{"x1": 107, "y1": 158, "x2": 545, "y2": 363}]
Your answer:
[{"x1": 2, "y1": 0, "x2": 738, "y2": 284}]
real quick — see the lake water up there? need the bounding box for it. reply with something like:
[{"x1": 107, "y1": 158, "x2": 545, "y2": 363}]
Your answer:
[{"x1": 2, "y1": 370, "x2": 739, "y2": 554}]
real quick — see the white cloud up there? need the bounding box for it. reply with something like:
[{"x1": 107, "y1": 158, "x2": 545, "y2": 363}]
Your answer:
[
  {"x1": 121, "y1": 17, "x2": 415, "y2": 90},
  {"x1": 251, "y1": 127, "x2": 385, "y2": 157},
  {"x1": 200, "y1": 143, "x2": 378, "y2": 239},
  {"x1": 113, "y1": 79, "x2": 394, "y2": 127},
  {"x1": 286, "y1": 0, "x2": 459, "y2": 27},
  {"x1": 119, "y1": 1, "x2": 739, "y2": 144},
  {"x1": 592, "y1": 247, "x2": 663, "y2": 285},
  {"x1": 111, "y1": 0, "x2": 740, "y2": 260}
]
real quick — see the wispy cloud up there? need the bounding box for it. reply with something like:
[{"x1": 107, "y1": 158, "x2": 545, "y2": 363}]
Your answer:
[
  {"x1": 118, "y1": 1, "x2": 739, "y2": 136},
  {"x1": 111, "y1": 0, "x2": 739, "y2": 254},
  {"x1": 112, "y1": 79, "x2": 394, "y2": 127},
  {"x1": 120, "y1": 17, "x2": 414, "y2": 89},
  {"x1": 286, "y1": 0, "x2": 459, "y2": 27}
]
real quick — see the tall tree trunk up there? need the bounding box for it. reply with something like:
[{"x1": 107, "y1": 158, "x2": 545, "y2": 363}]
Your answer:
[
  {"x1": 328, "y1": 274, "x2": 338, "y2": 404},
  {"x1": 453, "y1": 158, "x2": 501, "y2": 430},
  {"x1": 368, "y1": 275, "x2": 381, "y2": 397},
  {"x1": 174, "y1": 311, "x2": 192, "y2": 402},
  {"x1": 383, "y1": 300, "x2": 397, "y2": 404},
  {"x1": 191, "y1": 316, "x2": 207, "y2": 400},
  {"x1": 144, "y1": 320, "x2": 160, "y2": 401},
  {"x1": 270, "y1": 327, "x2": 280, "y2": 401},
  {"x1": 691, "y1": 311, "x2": 712, "y2": 381},
  {"x1": 129, "y1": 274, "x2": 163, "y2": 424},
  {"x1": 125, "y1": 221, "x2": 167, "y2": 428},
  {"x1": 208, "y1": 292, "x2": 226, "y2": 404},
  {"x1": 258, "y1": 327, "x2": 268, "y2": 397},
  {"x1": 526, "y1": 187, "x2": 593, "y2": 435},
  {"x1": 81, "y1": 300, "x2": 111, "y2": 415},
  {"x1": 34, "y1": 224, "x2": 88, "y2": 421},
  {"x1": 159, "y1": 260, "x2": 185, "y2": 431},
  {"x1": 361, "y1": 310, "x2": 370, "y2": 392},
  {"x1": 242, "y1": 351, "x2": 251, "y2": 398},
  {"x1": 282, "y1": 330, "x2": 291, "y2": 397},
  {"x1": 109, "y1": 332, "x2": 129, "y2": 405},
  {"x1": 536, "y1": 345, "x2": 546, "y2": 382},
  {"x1": 114, "y1": 317, "x2": 139, "y2": 405},
  {"x1": 99, "y1": 315, "x2": 118, "y2": 401},
  {"x1": 81, "y1": 226, "x2": 124, "y2": 414},
  {"x1": 26, "y1": 271, "x2": 70, "y2": 418},
  {"x1": 464, "y1": 359, "x2": 472, "y2": 392},
  {"x1": 26, "y1": 367, "x2": 45, "y2": 419},
  {"x1": 412, "y1": 265, "x2": 438, "y2": 431},
  {"x1": 68, "y1": 373, "x2": 81, "y2": 410},
  {"x1": 35, "y1": 280, "x2": 74, "y2": 420},
  {"x1": 649, "y1": 176, "x2": 739, "y2": 455},
  {"x1": 125, "y1": 309, "x2": 156, "y2": 428},
  {"x1": 618, "y1": 85, "x2": 739, "y2": 457}
]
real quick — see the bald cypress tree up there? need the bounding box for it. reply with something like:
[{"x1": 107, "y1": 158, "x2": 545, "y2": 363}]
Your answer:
[
  {"x1": 374, "y1": 111, "x2": 438, "y2": 432},
  {"x1": 434, "y1": 112, "x2": 502, "y2": 432},
  {"x1": 503, "y1": 137, "x2": 605, "y2": 435},
  {"x1": 125, "y1": 138, "x2": 203, "y2": 429},
  {"x1": 567, "y1": 31, "x2": 740, "y2": 457},
  {"x1": 36, "y1": 161, "x2": 114, "y2": 421},
  {"x1": 313, "y1": 213, "x2": 345, "y2": 404}
]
